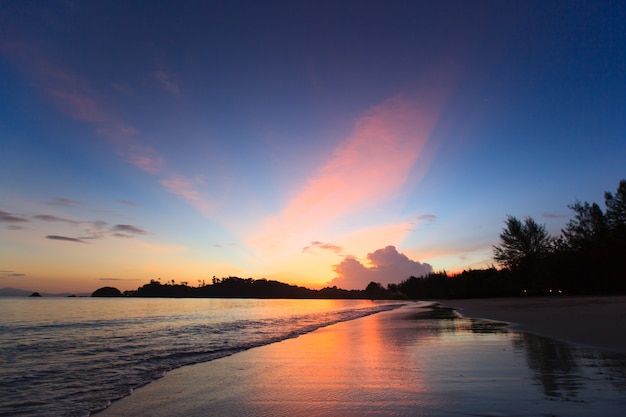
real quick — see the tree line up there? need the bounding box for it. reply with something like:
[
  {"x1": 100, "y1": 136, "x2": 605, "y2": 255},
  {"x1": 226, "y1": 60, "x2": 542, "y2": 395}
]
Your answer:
[
  {"x1": 93, "y1": 179, "x2": 625, "y2": 300},
  {"x1": 394, "y1": 179, "x2": 626, "y2": 299},
  {"x1": 92, "y1": 276, "x2": 371, "y2": 299}
]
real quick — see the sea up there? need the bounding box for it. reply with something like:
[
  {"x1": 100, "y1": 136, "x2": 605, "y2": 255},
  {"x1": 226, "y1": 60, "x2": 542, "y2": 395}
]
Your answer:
[{"x1": 0, "y1": 297, "x2": 405, "y2": 417}]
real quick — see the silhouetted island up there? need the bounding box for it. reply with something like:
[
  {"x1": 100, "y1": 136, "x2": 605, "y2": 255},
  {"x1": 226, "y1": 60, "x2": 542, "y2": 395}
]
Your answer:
[
  {"x1": 92, "y1": 277, "x2": 386, "y2": 299},
  {"x1": 91, "y1": 286, "x2": 124, "y2": 297}
]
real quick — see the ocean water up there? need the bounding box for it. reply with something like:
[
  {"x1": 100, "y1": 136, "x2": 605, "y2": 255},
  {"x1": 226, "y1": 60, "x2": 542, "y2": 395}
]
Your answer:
[{"x1": 0, "y1": 297, "x2": 404, "y2": 417}]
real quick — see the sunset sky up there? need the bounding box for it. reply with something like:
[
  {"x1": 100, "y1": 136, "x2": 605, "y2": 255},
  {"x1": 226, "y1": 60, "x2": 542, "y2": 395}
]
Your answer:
[{"x1": 1, "y1": 1, "x2": 625, "y2": 293}]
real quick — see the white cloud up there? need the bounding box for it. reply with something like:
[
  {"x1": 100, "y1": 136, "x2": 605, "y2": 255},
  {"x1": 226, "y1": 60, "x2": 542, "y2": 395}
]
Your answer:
[{"x1": 328, "y1": 245, "x2": 432, "y2": 290}]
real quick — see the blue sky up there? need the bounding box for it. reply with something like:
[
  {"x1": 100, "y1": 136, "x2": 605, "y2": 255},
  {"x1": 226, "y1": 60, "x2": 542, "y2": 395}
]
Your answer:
[{"x1": 1, "y1": 0, "x2": 625, "y2": 292}]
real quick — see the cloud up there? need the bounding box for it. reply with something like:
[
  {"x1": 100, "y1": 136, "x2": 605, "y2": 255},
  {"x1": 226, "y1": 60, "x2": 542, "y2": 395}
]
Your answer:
[
  {"x1": 302, "y1": 241, "x2": 343, "y2": 255},
  {"x1": 47, "y1": 88, "x2": 106, "y2": 122},
  {"x1": 46, "y1": 235, "x2": 86, "y2": 243},
  {"x1": 4, "y1": 40, "x2": 220, "y2": 222},
  {"x1": 45, "y1": 197, "x2": 78, "y2": 207},
  {"x1": 408, "y1": 214, "x2": 438, "y2": 231},
  {"x1": 2, "y1": 40, "x2": 169, "y2": 179},
  {"x1": 0, "y1": 210, "x2": 29, "y2": 223},
  {"x1": 161, "y1": 175, "x2": 212, "y2": 216},
  {"x1": 328, "y1": 245, "x2": 432, "y2": 290},
  {"x1": 34, "y1": 213, "x2": 148, "y2": 241},
  {"x1": 249, "y1": 94, "x2": 444, "y2": 254},
  {"x1": 1, "y1": 41, "x2": 105, "y2": 124},
  {"x1": 1, "y1": 270, "x2": 26, "y2": 277},
  {"x1": 123, "y1": 143, "x2": 165, "y2": 174},
  {"x1": 34, "y1": 214, "x2": 79, "y2": 225},
  {"x1": 111, "y1": 224, "x2": 146, "y2": 235},
  {"x1": 35, "y1": 215, "x2": 110, "y2": 239},
  {"x1": 153, "y1": 70, "x2": 180, "y2": 94},
  {"x1": 416, "y1": 214, "x2": 437, "y2": 224}
]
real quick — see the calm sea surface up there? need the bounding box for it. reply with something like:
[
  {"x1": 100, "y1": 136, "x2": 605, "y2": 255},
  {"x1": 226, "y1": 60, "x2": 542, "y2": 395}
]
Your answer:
[{"x1": 0, "y1": 297, "x2": 403, "y2": 417}]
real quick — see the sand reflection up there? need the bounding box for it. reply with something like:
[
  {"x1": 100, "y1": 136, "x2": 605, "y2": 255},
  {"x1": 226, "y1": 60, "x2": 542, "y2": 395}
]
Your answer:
[
  {"x1": 99, "y1": 304, "x2": 626, "y2": 417},
  {"x1": 254, "y1": 307, "x2": 431, "y2": 416},
  {"x1": 511, "y1": 331, "x2": 626, "y2": 401},
  {"x1": 254, "y1": 305, "x2": 626, "y2": 416}
]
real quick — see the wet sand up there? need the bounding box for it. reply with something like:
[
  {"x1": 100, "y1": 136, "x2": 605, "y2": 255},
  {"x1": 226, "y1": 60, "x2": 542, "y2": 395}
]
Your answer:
[
  {"x1": 98, "y1": 300, "x2": 626, "y2": 416},
  {"x1": 440, "y1": 295, "x2": 626, "y2": 353}
]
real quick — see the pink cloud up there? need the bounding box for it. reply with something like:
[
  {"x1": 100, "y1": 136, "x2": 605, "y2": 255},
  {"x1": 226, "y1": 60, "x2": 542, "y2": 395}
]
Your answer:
[
  {"x1": 1, "y1": 39, "x2": 170, "y2": 177},
  {"x1": 125, "y1": 145, "x2": 165, "y2": 174},
  {"x1": 250, "y1": 94, "x2": 445, "y2": 252},
  {"x1": 95, "y1": 125, "x2": 165, "y2": 174},
  {"x1": 296, "y1": 96, "x2": 431, "y2": 214},
  {"x1": 1, "y1": 41, "x2": 108, "y2": 124},
  {"x1": 2, "y1": 39, "x2": 220, "y2": 222},
  {"x1": 329, "y1": 245, "x2": 433, "y2": 290},
  {"x1": 160, "y1": 175, "x2": 212, "y2": 215},
  {"x1": 47, "y1": 88, "x2": 106, "y2": 122},
  {"x1": 302, "y1": 241, "x2": 343, "y2": 254}
]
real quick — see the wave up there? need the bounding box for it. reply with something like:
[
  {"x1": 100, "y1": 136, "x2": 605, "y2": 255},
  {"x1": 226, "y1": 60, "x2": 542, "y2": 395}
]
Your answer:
[{"x1": 0, "y1": 299, "x2": 405, "y2": 417}]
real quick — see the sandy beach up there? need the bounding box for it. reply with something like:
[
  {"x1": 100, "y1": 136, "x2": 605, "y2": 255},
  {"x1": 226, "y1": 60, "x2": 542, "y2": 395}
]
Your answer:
[
  {"x1": 98, "y1": 297, "x2": 626, "y2": 417},
  {"x1": 440, "y1": 295, "x2": 626, "y2": 353}
]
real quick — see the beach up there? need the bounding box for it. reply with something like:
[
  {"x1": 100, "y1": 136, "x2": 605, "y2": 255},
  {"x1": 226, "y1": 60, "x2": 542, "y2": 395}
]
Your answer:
[
  {"x1": 441, "y1": 295, "x2": 626, "y2": 353},
  {"x1": 98, "y1": 297, "x2": 626, "y2": 416}
]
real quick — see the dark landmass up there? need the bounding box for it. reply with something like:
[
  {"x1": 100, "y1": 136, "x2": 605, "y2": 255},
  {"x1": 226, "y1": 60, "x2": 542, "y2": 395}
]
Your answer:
[
  {"x1": 91, "y1": 286, "x2": 124, "y2": 297},
  {"x1": 92, "y1": 277, "x2": 383, "y2": 299}
]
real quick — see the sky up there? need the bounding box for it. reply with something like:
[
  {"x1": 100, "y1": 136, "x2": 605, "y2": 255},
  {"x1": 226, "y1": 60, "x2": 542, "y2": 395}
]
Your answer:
[{"x1": 1, "y1": 1, "x2": 625, "y2": 293}]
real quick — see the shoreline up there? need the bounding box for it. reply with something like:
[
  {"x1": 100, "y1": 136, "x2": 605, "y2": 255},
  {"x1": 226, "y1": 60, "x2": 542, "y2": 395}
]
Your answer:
[
  {"x1": 438, "y1": 295, "x2": 626, "y2": 353},
  {"x1": 97, "y1": 297, "x2": 626, "y2": 416}
]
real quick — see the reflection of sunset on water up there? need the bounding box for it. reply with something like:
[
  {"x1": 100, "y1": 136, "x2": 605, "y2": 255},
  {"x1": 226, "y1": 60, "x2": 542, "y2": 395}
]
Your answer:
[
  {"x1": 254, "y1": 305, "x2": 430, "y2": 414},
  {"x1": 99, "y1": 304, "x2": 626, "y2": 417}
]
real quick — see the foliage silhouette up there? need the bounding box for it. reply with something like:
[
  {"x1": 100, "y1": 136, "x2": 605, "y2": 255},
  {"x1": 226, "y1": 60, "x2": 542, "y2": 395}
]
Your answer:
[
  {"x1": 89, "y1": 180, "x2": 626, "y2": 300},
  {"x1": 91, "y1": 286, "x2": 124, "y2": 297},
  {"x1": 398, "y1": 179, "x2": 626, "y2": 299},
  {"x1": 121, "y1": 277, "x2": 371, "y2": 299}
]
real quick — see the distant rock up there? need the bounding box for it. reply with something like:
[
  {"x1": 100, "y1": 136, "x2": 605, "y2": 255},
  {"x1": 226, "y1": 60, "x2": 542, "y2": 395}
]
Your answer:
[
  {"x1": 29, "y1": 292, "x2": 42, "y2": 297},
  {"x1": 91, "y1": 286, "x2": 124, "y2": 297}
]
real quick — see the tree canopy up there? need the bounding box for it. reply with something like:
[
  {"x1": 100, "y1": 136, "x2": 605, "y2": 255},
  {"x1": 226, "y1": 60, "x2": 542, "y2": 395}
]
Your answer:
[{"x1": 492, "y1": 216, "x2": 552, "y2": 271}]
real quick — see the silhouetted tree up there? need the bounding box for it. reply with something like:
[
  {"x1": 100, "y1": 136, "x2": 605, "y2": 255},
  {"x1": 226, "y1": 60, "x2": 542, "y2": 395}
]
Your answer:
[
  {"x1": 605, "y1": 179, "x2": 626, "y2": 229},
  {"x1": 562, "y1": 201, "x2": 607, "y2": 250},
  {"x1": 493, "y1": 216, "x2": 552, "y2": 270},
  {"x1": 538, "y1": 179, "x2": 626, "y2": 294},
  {"x1": 493, "y1": 216, "x2": 552, "y2": 293},
  {"x1": 365, "y1": 281, "x2": 386, "y2": 299}
]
